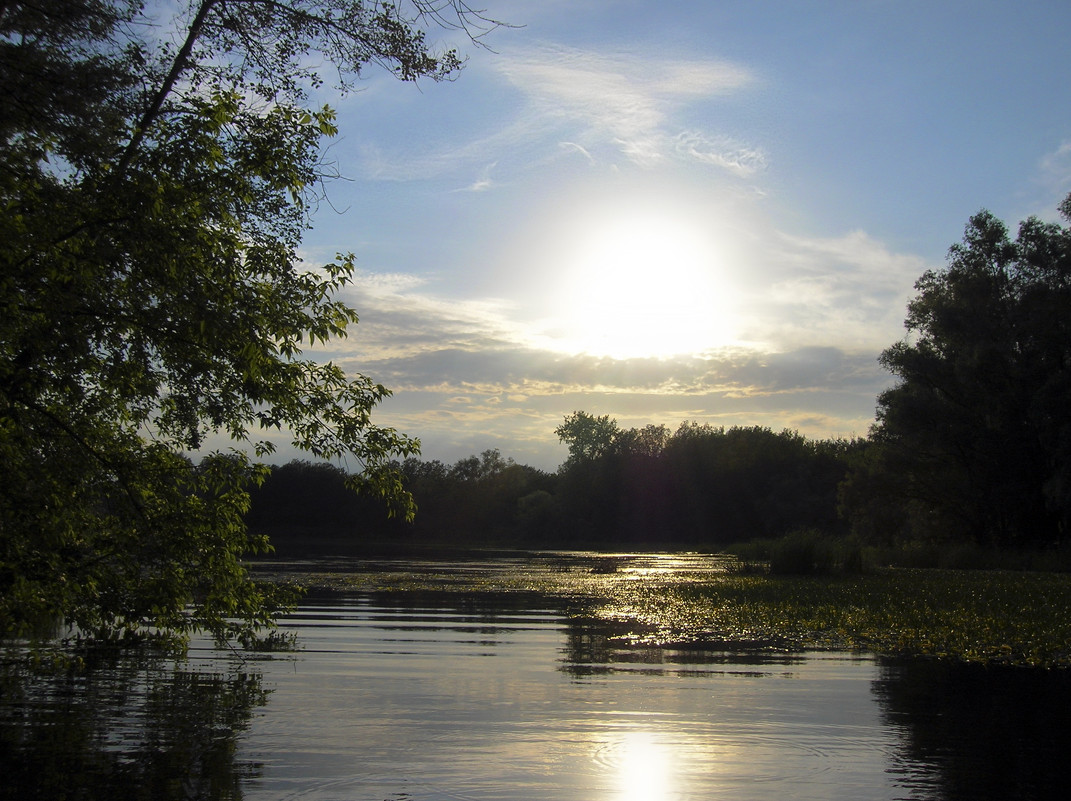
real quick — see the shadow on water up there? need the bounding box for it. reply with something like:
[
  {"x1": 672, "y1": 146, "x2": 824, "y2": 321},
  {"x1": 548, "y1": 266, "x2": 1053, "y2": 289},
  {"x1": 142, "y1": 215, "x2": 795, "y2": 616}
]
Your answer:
[
  {"x1": 0, "y1": 645, "x2": 268, "y2": 801},
  {"x1": 874, "y1": 658, "x2": 1071, "y2": 801}
]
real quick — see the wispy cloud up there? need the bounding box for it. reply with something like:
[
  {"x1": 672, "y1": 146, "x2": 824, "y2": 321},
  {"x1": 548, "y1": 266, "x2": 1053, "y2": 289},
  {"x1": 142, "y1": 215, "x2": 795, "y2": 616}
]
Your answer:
[
  {"x1": 673, "y1": 131, "x2": 768, "y2": 177},
  {"x1": 349, "y1": 43, "x2": 766, "y2": 183},
  {"x1": 497, "y1": 44, "x2": 762, "y2": 171},
  {"x1": 456, "y1": 162, "x2": 498, "y2": 192},
  {"x1": 1035, "y1": 140, "x2": 1071, "y2": 213},
  {"x1": 559, "y1": 141, "x2": 595, "y2": 163},
  {"x1": 735, "y1": 229, "x2": 930, "y2": 350}
]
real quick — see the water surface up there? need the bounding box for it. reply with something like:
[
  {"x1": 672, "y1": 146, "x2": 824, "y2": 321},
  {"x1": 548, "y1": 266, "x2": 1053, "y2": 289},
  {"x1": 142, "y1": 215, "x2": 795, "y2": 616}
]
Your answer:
[
  {"x1": 3, "y1": 553, "x2": 1070, "y2": 800},
  {"x1": 243, "y1": 591, "x2": 895, "y2": 801}
]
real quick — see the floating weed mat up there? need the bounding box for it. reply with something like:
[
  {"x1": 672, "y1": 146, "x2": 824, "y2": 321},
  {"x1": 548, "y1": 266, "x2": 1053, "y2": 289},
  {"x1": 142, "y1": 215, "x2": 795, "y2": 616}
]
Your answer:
[
  {"x1": 594, "y1": 569, "x2": 1071, "y2": 667},
  {"x1": 256, "y1": 556, "x2": 1071, "y2": 667},
  {"x1": 254, "y1": 552, "x2": 736, "y2": 597}
]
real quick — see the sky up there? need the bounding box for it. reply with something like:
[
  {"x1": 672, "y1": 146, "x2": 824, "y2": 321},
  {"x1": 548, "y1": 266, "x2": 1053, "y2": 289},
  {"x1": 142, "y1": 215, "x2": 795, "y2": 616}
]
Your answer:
[{"x1": 289, "y1": 0, "x2": 1071, "y2": 472}]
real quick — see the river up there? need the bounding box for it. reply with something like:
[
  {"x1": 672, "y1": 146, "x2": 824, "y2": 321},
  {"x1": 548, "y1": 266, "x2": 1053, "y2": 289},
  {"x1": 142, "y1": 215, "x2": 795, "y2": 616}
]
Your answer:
[{"x1": 2, "y1": 552, "x2": 1069, "y2": 800}]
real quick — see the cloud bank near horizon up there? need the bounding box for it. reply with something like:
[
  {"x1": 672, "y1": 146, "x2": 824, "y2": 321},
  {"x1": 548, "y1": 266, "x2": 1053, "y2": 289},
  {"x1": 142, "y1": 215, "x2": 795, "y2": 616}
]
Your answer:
[{"x1": 309, "y1": 220, "x2": 928, "y2": 468}]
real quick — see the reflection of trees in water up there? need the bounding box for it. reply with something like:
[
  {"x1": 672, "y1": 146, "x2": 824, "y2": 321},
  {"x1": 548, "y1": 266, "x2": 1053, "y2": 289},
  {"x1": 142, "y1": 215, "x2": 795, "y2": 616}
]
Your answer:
[
  {"x1": 873, "y1": 658, "x2": 1071, "y2": 800},
  {"x1": 0, "y1": 648, "x2": 267, "y2": 800}
]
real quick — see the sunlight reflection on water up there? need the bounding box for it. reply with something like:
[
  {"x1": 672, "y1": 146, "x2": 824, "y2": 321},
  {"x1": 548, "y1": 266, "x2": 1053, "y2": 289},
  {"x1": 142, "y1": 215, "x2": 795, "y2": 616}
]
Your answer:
[
  {"x1": 9, "y1": 554, "x2": 1068, "y2": 800},
  {"x1": 609, "y1": 730, "x2": 676, "y2": 801},
  {"x1": 233, "y1": 585, "x2": 901, "y2": 801}
]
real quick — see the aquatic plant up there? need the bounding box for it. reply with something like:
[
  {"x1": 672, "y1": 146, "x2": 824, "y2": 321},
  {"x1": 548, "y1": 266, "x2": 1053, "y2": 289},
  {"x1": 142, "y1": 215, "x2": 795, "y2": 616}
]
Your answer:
[
  {"x1": 599, "y1": 569, "x2": 1071, "y2": 667},
  {"x1": 261, "y1": 553, "x2": 1071, "y2": 668}
]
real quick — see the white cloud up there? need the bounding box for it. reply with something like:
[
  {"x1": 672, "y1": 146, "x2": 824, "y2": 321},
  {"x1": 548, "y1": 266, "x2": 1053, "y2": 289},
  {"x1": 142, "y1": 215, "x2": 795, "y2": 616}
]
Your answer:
[
  {"x1": 496, "y1": 44, "x2": 759, "y2": 170},
  {"x1": 673, "y1": 131, "x2": 768, "y2": 177},
  {"x1": 1036, "y1": 140, "x2": 1071, "y2": 211},
  {"x1": 558, "y1": 141, "x2": 595, "y2": 163},
  {"x1": 735, "y1": 229, "x2": 930, "y2": 350},
  {"x1": 456, "y1": 162, "x2": 498, "y2": 192},
  {"x1": 349, "y1": 43, "x2": 765, "y2": 182}
]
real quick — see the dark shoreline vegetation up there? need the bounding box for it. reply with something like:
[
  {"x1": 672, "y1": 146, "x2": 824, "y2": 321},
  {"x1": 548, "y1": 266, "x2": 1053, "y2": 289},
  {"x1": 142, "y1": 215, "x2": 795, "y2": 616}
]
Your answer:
[{"x1": 251, "y1": 550, "x2": 1071, "y2": 669}]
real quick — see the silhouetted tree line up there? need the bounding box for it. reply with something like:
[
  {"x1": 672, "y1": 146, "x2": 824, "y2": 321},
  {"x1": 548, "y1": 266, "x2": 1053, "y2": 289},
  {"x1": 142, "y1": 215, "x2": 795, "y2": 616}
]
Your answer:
[
  {"x1": 246, "y1": 450, "x2": 559, "y2": 553},
  {"x1": 249, "y1": 196, "x2": 1071, "y2": 555},
  {"x1": 247, "y1": 424, "x2": 860, "y2": 553}
]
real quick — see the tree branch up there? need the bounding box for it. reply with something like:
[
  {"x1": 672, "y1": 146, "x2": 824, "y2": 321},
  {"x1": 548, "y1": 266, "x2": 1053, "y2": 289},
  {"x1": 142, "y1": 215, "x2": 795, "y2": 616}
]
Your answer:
[{"x1": 117, "y1": 0, "x2": 219, "y2": 174}]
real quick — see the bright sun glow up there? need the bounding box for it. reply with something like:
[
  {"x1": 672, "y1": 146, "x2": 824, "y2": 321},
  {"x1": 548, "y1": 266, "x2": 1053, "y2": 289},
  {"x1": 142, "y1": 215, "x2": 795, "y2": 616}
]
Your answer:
[
  {"x1": 613, "y1": 730, "x2": 676, "y2": 801},
  {"x1": 553, "y1": 208, "x2": 736, "y2": 359}
]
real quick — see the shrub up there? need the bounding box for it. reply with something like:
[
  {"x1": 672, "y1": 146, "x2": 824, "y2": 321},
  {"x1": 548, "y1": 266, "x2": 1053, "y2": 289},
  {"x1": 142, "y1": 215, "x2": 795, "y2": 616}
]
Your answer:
[{"x1": 768, "y1": 529, "x2": 866, "y2": 576}]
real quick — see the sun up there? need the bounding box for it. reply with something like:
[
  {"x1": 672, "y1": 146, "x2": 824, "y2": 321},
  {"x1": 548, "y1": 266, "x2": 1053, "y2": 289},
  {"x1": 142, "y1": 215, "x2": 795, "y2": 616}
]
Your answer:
[{"x1": 550, "y1": 206, "x2": 736, "y2": 359}]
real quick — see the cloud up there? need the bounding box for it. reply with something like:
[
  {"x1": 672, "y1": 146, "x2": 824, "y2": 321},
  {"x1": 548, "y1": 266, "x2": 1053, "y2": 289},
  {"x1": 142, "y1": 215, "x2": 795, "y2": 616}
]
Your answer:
[
  {"x1": 496, "y1": 44, "x2": 759, "y2": 171},
  {"x1": 311, "y1": 223, "x2": 923, "y2": 467},
  {"x1": 456, "y1": 162, "x2": 498, "y2": 192},
  {"x1": 348, "y1": 343, "x2": 886, "y2": 400},
  {"x1": 735, "y1": 229, "x2": 930, "y2": 350},
  {"x1": 1035, "y1": 140, "x2": 1071, "y2": 209},
  {"x1": 673, "y1": 131, "x2": 768, "y2": 177},
  {"x1": 350, "y1": 43, "x2": 765, "y2": 183},
  {"x1": 559, "y1": 141, "x2": 595, "y2": 163},
  {"x1": 328, "y1": 266, "x2": 892, "y2": 404},
  {"x1": 350, "y1": 114, "x2": 550, "y2": 182}
]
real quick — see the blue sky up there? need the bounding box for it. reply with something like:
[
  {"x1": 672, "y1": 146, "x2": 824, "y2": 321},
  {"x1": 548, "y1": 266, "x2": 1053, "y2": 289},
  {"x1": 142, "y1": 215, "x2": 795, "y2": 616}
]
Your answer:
[{"x1": 292, "y1": 0, "x2": 1071, "y2": 470}]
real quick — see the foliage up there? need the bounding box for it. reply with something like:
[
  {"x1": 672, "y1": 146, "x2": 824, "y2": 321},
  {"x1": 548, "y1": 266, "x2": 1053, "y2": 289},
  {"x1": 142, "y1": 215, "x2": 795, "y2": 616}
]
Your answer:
[
  {"x1": 245, "y1": 419, "x2": 860, "y2": 552},
  {"x1": 246, "y1": 452, "x2": 557, "y2": 551},
  {"x1": 863, "y1": 540, "x2": 1071, "y2": 572},
  {"x1": 553, "y1": 417, "x2": 857, "y2": 545},
  {"x1": 392, "y1": 450, "x2": 557, "y2": 545},
  {"x1": 555, "y1": 411, "x2": 620, "y2": 469},
  {"x1": 742, "y1": 529, "x2": 866, "y2": 576},
  {"x1": 844, "y1": 197, "x2": 1071, "y2": 547},
  {"x1": 245, "y1": 460, "x2": 390, "y2": 549},
  {"x1": 0, "y1": 0, "x2": 497, "y2": 644}
]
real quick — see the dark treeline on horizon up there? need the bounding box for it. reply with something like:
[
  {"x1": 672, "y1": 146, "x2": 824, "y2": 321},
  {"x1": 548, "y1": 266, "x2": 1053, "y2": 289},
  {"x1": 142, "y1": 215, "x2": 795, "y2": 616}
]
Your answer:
[{"x1": 247, "y1": 423, "x2": 861, "y2": 554}]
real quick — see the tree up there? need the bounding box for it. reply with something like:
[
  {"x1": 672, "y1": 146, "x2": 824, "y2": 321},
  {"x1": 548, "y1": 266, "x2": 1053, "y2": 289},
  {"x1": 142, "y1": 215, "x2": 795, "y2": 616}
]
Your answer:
[
  {"x1": 555, "y1": 411, "x2": 620, "y2": 469},
  {"x1": 850, "y1": 196, "x2": 1071, "y2": 547},
  {"x1": 0, "y1": 0, "x2": 500, "y2": 645},
  {"x1": 613, "y1": 423, "x2": 671, "y2": 458},
  {"x1": 662, "y1": 423, "x2": 850, "y2": 544}
]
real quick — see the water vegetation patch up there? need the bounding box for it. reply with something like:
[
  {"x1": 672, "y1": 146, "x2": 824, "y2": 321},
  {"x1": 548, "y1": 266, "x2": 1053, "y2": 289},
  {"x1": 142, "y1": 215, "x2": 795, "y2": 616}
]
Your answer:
[
  {"x1": 257, "y1": 553, "x2": 1071, "y2": 668},
  {"x1": 592, "y1": 569, "x2": 1071, "y2": 668}
]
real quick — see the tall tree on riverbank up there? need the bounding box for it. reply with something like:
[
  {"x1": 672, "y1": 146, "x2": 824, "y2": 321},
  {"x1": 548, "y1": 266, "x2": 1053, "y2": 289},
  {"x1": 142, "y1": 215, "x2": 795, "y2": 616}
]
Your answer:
[
  {"x1": 0, "y1": 0, "x2": 499, "y2": 644},
  {"x1": 552, "y1": 415, "x2": 854, "y2": 544},
  {"x1": 843, "y1": 196, "x2": 1071, "y2": 547}
]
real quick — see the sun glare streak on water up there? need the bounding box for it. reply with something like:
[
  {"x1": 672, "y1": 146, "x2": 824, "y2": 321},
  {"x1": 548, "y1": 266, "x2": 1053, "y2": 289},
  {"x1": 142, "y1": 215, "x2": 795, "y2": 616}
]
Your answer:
[
  {"x1": 612, "y1": 730, "x2": 675, "y2": 801},
  {"x1": 223, "y1": 563, "x2": 906, "y2": 801}
]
